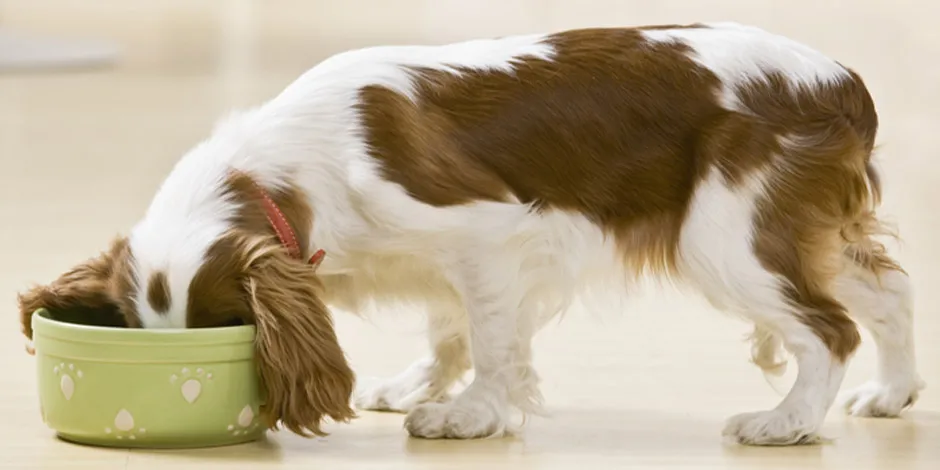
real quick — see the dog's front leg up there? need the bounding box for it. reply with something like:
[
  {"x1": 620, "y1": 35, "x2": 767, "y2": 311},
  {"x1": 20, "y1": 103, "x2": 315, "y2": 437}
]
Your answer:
[
  {"x1": 356, "y1": 299, "x2": 472, "y2": 413},
  {"x1": 404, "y1": 254, "x2": 543, "y2": 439}
]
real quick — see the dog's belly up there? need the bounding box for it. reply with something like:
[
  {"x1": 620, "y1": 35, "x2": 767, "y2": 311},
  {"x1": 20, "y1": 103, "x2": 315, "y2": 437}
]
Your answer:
[{"x1": 319, "y1": 257, "x2": 461, "y2": 316}]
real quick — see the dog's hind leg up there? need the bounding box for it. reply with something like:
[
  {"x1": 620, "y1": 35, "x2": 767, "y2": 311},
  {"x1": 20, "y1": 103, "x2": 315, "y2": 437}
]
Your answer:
[
  {"x1": 835, "y1": 243, "x2": 924, "y2": 417},
  {"x1": 680, "y1": 168, "x2": 857, "y2": 446}
]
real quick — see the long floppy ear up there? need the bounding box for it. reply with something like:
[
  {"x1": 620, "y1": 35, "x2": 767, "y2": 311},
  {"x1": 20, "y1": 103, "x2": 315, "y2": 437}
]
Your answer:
[
  {"x1": 244, "y1": 241, "x2": 356, "y2": 436},
  {"x1": 17, "y1": 237, "x2": 135, "y2": 340}
]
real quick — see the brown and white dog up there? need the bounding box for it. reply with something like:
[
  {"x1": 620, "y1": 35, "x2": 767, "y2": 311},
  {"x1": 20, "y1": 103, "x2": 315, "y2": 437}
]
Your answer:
[{"x1": 17, "y1": 22, "x2": 923, "y2": 445}]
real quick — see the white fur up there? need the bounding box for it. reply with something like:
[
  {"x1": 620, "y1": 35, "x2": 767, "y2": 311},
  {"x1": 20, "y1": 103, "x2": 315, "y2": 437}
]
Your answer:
[
  {"x1": 835, "y1": 264, "x2": 925, "y2": 417},
  {"x1": 129, "y1": 32, "x2": 556, "y2": 327},
  {"x1": 131, "y1": 143, "x2": 241, "y2": 328},
  {"x1": 641, "y1": 22, "x2": 850, "y2": 111},
  {"x1": 125, "y1": 25, "x2": 919, "y2": 444}
]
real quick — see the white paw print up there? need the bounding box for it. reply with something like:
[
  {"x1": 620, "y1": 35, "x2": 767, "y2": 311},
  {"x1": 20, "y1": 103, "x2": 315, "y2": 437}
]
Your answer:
[
  {"x1": 169, "y1": 367, "x2": 213, "y2": 404},
  {"x1": 227, "y1": 405, "x2": 259, "y2": 436},
  {"x1": 104, "y1": 409, "x2": 146, "y2": 440},
  {"x1": 53, "y1": 362, "x2": 83, "y2": 401}
]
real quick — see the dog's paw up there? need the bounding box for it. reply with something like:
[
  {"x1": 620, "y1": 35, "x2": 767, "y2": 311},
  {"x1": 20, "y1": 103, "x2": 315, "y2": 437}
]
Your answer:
[
  {"x1": 355, "y1": 376, "x2": 444, "y2": 413},
  {"x1": 723, "y1": 409, "x2": 821, "y2": 446},
  {"x1": 355, "y1": 359, "x2": 452, "y2": 413},
  {"x1": 840, "y1": 380, "x2": 924, "y2": 418},
  {"x1": 404, "y1": 399, "x2": 504, "y2": 439}
]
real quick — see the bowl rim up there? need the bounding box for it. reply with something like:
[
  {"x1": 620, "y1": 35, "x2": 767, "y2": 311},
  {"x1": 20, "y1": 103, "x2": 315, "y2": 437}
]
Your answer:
[{"x1": 32, "y1": 308, "x2": 256, "y2": 345}]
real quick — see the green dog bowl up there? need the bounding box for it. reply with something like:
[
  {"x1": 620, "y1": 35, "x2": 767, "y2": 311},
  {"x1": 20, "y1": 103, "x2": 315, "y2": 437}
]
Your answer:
[{"x1": 31, "y1": 309, "x2": 265, "y2": 448}]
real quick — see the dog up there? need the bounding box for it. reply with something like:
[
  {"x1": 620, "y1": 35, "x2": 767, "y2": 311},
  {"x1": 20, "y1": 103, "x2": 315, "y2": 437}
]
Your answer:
[{"x1": 17, "y1": 22, "x2": 924, "y2": 445}]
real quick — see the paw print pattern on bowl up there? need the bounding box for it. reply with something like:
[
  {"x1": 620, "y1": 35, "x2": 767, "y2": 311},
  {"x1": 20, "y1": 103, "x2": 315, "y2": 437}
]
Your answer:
[
  {"x1": 169, "y1": 367, "x2": 213, "y2": 404},
  {"x1": 227, "y1": 405, "x2": 259, "y2": 436},
  {"x1": 53, "y1": 362, "x2": 82, "y2": 401},
  {"x1": 103, "y1": 409, "x2": 146, "y2": 440}
]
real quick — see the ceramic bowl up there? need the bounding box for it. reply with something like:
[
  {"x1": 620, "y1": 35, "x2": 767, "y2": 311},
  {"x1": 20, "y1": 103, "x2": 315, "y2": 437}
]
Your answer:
[{"x1": 31, "y1": 308, "x2": 265, "y2": 448}]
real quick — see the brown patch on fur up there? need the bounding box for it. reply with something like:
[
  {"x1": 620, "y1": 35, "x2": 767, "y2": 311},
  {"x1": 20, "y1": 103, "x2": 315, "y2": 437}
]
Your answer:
[
  {"x1": 225, "y1": 170, "x2": 313, "y2": 256},
  {"x1": 189, "y1": 233, "x2": 355, "y2": 435},
  {"x1": 358, "y1": 27, "x2": 726, "y2": 276},
  {"x1": 244, "y1": 237, "x2": 356, "y2": 436},
  {"x1": 730, "y1": 71, "x2": 883, "y2": 361},
  {"x1": 356, "y1": 26, "x2": 891, "y2": 361},
  {"x1": 186, "y1": 233, "x2": 255, "y2": 329},
  {"x1": 187, "y1": 172, "x2": 353, "y2": 435},
  {"x1": 187, "y1": 170, "x2": 314, "y2": 328},
  {"x1": 146, "y1": 271, "x2": 171, "y2": 314},
  {"x1": 17, "y1": 236, "x2": 140, "y2": 339}
]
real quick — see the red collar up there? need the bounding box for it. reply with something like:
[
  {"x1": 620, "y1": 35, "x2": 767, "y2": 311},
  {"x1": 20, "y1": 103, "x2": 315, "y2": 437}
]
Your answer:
[{"x1": 251, "y1": 179, "x2": 325, "y2": 268}]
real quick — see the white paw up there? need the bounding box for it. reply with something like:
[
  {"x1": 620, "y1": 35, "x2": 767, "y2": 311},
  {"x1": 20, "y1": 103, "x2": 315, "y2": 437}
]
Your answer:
[
  {"x1": 355, "y1": 376, "x2": 435, "y2": 413},
  {"x1": 723, "y1": 409, "x2": 821, "y2": 446},
  {"x1": 404, "y1": 399, "x2": 504, "y2": 439},
  {"x1": 840, "y1": 380, "x2": 924, "y2": 418},
  {"x1": 355, "y1": 360, "x2": 452, "y2": 413}
]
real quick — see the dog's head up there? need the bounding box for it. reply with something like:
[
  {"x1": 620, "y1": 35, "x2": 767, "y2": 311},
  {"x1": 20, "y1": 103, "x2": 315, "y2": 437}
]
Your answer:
[{"x1": 17, "y1": 170, "x2": 355, "y2": 437}]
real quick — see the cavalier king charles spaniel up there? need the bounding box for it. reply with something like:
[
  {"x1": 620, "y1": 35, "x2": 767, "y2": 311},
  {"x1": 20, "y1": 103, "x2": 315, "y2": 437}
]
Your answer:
[{"x1": 18, "y1": 22, "x2": 923, "y2": 446}]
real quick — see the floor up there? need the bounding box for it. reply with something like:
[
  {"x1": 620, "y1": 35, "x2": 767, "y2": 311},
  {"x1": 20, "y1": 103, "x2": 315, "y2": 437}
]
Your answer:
[{"x1": 1, "y1": 1, "x2": 939, "y2": 469}]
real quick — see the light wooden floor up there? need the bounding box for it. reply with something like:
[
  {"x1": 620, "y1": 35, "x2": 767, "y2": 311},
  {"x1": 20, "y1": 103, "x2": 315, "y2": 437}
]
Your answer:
[{"x1": 1, "y1": 1, "x2": 938, "y2": 468}]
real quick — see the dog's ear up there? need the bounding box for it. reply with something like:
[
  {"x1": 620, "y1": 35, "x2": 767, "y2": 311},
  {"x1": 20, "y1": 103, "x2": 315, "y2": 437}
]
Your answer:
[
  {"x1": 17, "y1": 237, "x2": 136, "y2": 339},
  {"x1": 243, "y1": 241, "x2": 356, "y2": 436}
]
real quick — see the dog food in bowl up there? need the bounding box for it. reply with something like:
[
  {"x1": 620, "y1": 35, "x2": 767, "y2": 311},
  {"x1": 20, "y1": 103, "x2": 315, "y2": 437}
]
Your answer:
[{"x1": 31, "y1": 308, "x2": 264, "y2": 448}]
